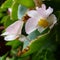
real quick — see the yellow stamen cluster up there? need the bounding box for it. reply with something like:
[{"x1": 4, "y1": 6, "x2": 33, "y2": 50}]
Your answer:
[{"x1": 38, "y1": 19, "x2": 49, "y2": 28}]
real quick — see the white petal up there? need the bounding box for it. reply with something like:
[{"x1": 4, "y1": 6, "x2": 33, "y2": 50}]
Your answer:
[
  {"x1": 47, "y1": 14, "x2": 57, "y2": 29},
  {"x1": 1, "y1": 32, "x2": 9, "y2": 36},
  {"x1": 25, "y1": 18, "x2": 38, "y2": 34},
  {"x1": 8, "y1": 8, "x2": 12, "y2": 13},
  {"x1": 4, "y1": 35, "x2": 19, "y2": 41},
  {"x1": 38, "y1": 26, "x2": 45, "y2": 33},
  {"x1": 37, "y1": 8, "x2": 47, "y2": 18},
  {"x1": 42, "y1": 4, "x2": 46, "y2": 10},
  {"x1": 19, "y1": 35, "x2": 27, "y2": 42},
  {"x1": 27, "y1": 10, "x2": 40, "y2": 18},
  {"x1": 46, "y1": 7, "x2": 53, "y2": 17},
  {"x1": 6, "y1": 20, "x2": 24, "y2": 35}
]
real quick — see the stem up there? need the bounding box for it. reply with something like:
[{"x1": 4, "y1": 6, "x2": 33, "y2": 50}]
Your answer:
[{"x1": 33, "y1": 0, "x2": 42, "y2": 7}]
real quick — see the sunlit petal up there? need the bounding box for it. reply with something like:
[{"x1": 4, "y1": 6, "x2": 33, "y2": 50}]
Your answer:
[
  {"x1": 4, "y1": 35, "x2": 19, "y2": 41},
  {"x1": 6, "y1": 20, "x2": 24, "y2": 35},
  {"x1": 25, "y1": 18, "x2": 38, "y2": 34},
  {"x1": 27, "y1": 10, "x2": 40, "y2": 18}
]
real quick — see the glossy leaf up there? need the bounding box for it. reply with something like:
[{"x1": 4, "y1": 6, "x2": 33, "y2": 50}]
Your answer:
[
  {"x1": 11, "y1": 2, "x2": 19, "y2": 20},
  {"x1": 21, "y1": 29, "x2": 56, "y2": 57},
  {"x1": 17, "y1": 0, "x2": 35, "y2": 8}
]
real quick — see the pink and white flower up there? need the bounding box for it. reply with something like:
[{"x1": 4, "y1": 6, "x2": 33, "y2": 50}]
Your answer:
[
  {"x1": 25, "y1": 4, "x2": 57, "y2": 34},
  {"x1": 1, "y1": 20, "x2": 24, "y2": 41}
]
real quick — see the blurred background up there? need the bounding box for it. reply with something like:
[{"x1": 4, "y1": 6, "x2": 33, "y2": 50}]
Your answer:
[{"x1": 0, "y1": 0, "x2": 11, "y2": 56}]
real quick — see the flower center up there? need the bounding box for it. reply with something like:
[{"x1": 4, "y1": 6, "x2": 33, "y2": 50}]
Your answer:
[{"x1": 38, "y1": 19, "x2": 49, "y2": 28}]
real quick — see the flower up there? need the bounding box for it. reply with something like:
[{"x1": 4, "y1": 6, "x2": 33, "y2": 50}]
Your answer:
[
  {"x1": 1, "y1": 20, "x2": 24, "y2": 41},
  {"x1": 25, "y1": 4, "x2": 57, "y2": 34}
]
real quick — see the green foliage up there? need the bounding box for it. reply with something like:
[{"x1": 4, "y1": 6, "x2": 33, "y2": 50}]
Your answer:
[
  {"x1": 11, "y1": 2, "x2": 19, "y2": 20},
  {"x1": 17, "y1": 0, "x2": 35, "y2": 8},
  {"x1": 6, "y1": 40, "x2": 23, "y2": 49},
  {"x1": 1, "y1": 15, "x2": 14, "y2": 28},
  {"x1": 21, "y1": 28, "x2": 56, "y2": 57},
  {"x1": 0, "y1": 53, "x2": 8, "y2": 60},
  {"x1": 1, "y1": 0, "x2": 13, "y2": 9}
]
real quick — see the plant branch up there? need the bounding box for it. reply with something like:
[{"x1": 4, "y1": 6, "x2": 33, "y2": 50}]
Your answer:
[{"x1": 33, "y1": 0, "x2": 42, "y2": 7}]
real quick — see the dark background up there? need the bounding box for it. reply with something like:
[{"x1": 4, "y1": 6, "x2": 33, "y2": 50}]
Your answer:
[{"x1": 0, "y1": 0, "x2": 11, "y2": 56}]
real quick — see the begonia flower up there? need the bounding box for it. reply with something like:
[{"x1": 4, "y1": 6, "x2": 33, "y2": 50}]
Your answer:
[
  {"x1": 1, "y1": 20, "x2": 24, "y2": 41},
  {"x1": 25, "y1": 4, "x2": 57, "y2": 34}
]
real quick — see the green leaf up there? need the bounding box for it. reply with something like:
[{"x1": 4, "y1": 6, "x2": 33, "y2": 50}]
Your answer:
[
  {"x1": 17, "y1": 0, "x2": 35, "y2": 8},
  {"x1": 18, "y1": 5, "x2": 27, "y2": 19},
  {"x1": 21, "y1": 29, "x2": 56, "y2": 57},
  {"x1": 1, "y1": 0, "x2": 13, "y2": 9},
  {"x1": 6, "y1": 40, "x2": 23, "y2": 49},
  {"x1": 11, "y1": 2, "x2": 19, "y2": 20},
  {"x1": 32, "y1": 45, "x2": 56, "y2": 60},
  {"x1": 54, "y1": 11, "x2": 60, "y2": 22},
  {"x1": 1, "y1": 15, "x2": 14, "y2": 28},
  {"x1": 23, "y1": 28, "x2": 49, "y2": 50},
  {"x1": 23, "y1": 30, "x2": 40, "y2": 49},
  {"x1": 54, "y1": 11, "x2": 60, "y2": 43},
  {"x1": 0, "y1": 53, "x2": 8, "y2": 60}
]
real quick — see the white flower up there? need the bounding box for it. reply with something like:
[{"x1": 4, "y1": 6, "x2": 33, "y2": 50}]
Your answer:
[
  {"x1": 1, "y1": 20, "x2": 24, "y2": 41},
  {"x1": 25, "y1": 4, "x2": 57, "y2": 34}
]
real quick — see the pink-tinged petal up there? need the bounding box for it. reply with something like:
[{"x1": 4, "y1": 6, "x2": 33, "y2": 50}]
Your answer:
[
  {"x1": 6, "y1": 20, "x2": 24, "y2": 35},
  {"x1": 46, "y1": 7, "x2": 53, "y2": 17},
  {"x1": 37, "y1": 5, "x2": 53, "y2": 18},
  {"x1": 1, "y1": 32, "x2": 9, "y2": 36},
  {"x1": 27, "y1": 10, "x2": 40, "y2": 18},
  {"x1": 47, "y1": 14, "x2": 57, "y2": 29},
  {"x1": 36, "y1": 4, "x2": 46, "y2": 10},
  {"x1": 42, "y1": 4, "x2": 46, "y2": 10},
  {"x1": 25, "y1": 18, "x2": 38, "y2": 34},
  {"x1": 37, "y1": 8, "x2": 47, "y2": 18},
  {"x1": 4, "y1": 35, "x2": 19, "y2": 41}
]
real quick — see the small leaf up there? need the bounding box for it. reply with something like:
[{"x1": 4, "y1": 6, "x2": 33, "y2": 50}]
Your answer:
[
  {"x1": 1, "y1": 15, "x2": 14, "y2": 28},
  {"x1": 11, "y1": 2, "x2": 19, "y2": 20},
  {"x1": 0, "y1": 53, "x2": 8, "y2": 60},
  {"x1": 1, "y1": 0, "x2": 13, "y2": 9},
  {"x1": 17, "y1": 0, "x2": 35, "y2": 8},
  {"x1": 6, "y1": 40, "x2": 23, "y2": 49}
]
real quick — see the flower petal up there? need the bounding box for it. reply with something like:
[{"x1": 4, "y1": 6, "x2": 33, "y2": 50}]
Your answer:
[
  {"x1": 19, "y1": 35, "x2": 28, "y2": 42},
  {"x1": 27, "y1": 10, "x2": 40, "y2": 18},
  {"x1": 47, "y1": 14, "x2": 57, "y2": 29},
  {"x1": 25, "y1": 18, "x2": 38, "y2": 34},
  {"x1": 38, "y1": 26, "x2": 45, "y2": 33},
  {"x1": 37, "y1": 8, "x2": 47, "y2": 18},
  {"x1": 42, "y1": 4, "x2": 46, "y2": 10},
  {"x1": 46, "y1": 7, "x2": 53, "y2": 17},
  {"x1": 6, "y1": 20, "x2": 24, "y2": 35},
  {"x1": 1, "y1": 32, "x2": 9, "y2": 36},
  {"x1": 4, "y1": 35, "x2": 19, "y2": 41},
  {"x1": 37, "y1": 5, "x2": 53, "y2": 18}
]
